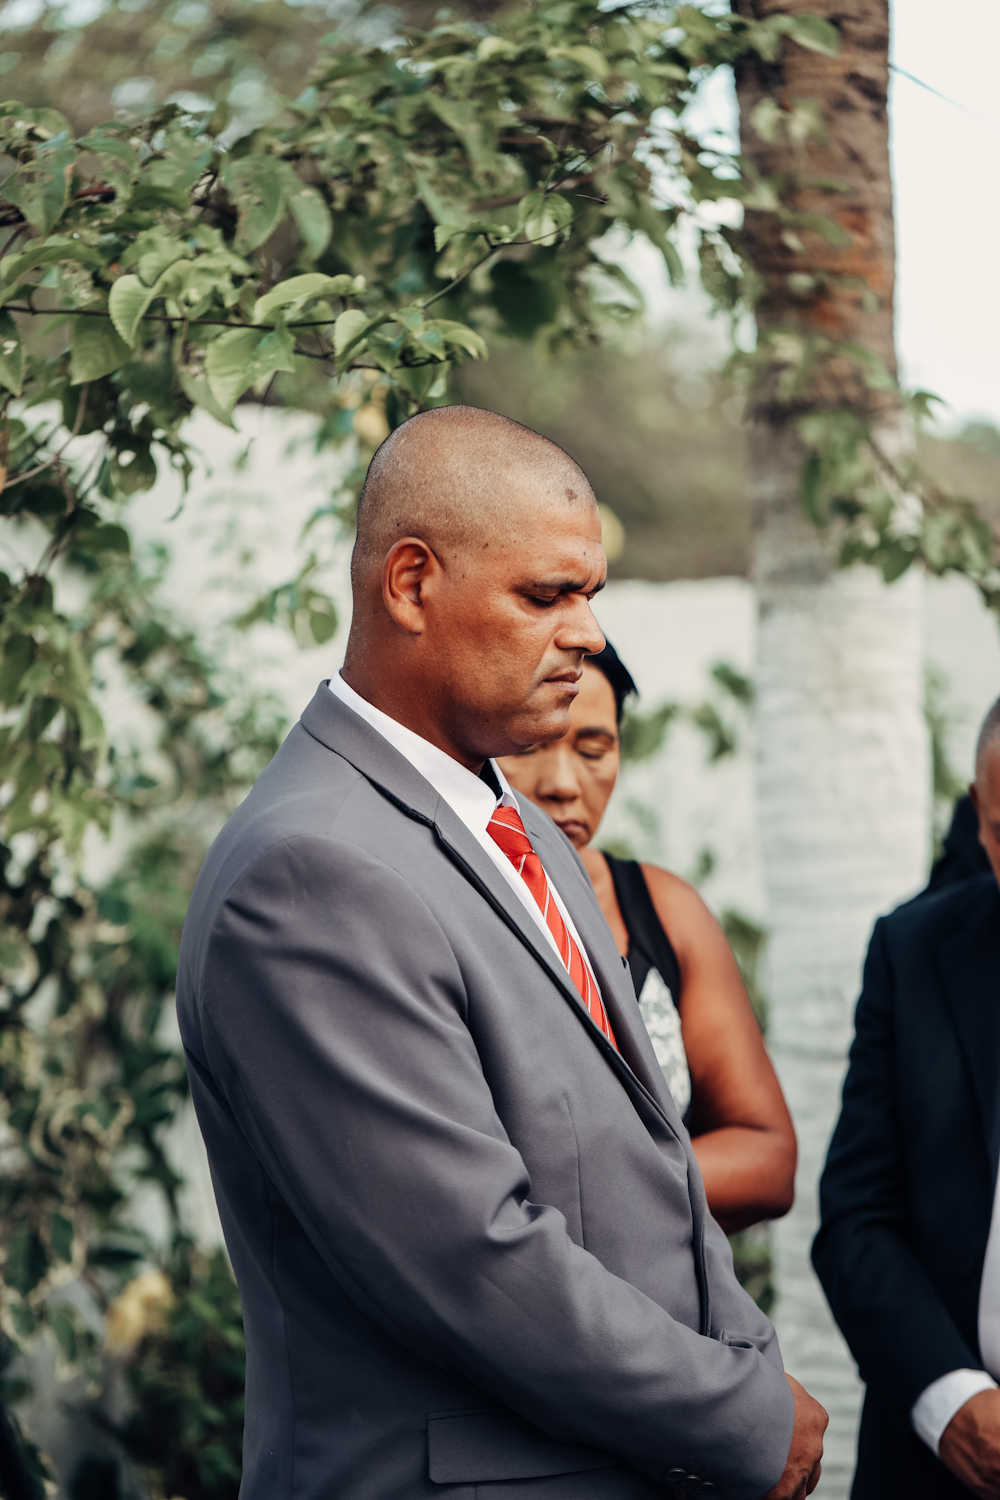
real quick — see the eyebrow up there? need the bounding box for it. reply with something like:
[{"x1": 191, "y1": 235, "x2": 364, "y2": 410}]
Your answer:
[
  {"x1": 523, "y1": 576, "x2": 607, "y2": 595},
  {"x1": 575, "y1": 726, "x2": 616, "y2": 738}
]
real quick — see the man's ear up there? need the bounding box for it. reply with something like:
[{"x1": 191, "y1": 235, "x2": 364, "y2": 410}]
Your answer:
[{"x1": 382, "y1": 537, "x2": 438, "y2": 635}]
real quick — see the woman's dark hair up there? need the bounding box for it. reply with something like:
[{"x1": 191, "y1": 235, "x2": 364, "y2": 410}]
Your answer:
[{"x1": 586, "y1": 640, "x2": 638, "y2": 725}]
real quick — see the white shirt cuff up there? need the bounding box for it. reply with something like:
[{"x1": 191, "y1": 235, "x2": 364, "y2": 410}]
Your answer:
[{"x1": 911, "y1": 1369, "x2": 998, "y2": 1455}]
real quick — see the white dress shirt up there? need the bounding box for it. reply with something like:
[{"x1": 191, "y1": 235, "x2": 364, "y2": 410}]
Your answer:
[
  {"x1": 910, "y1": 1170, "x2": 1000, "y2": 1453},
  {"x1": 327, "y1": 673, "x2": 600, "y2": 993}
]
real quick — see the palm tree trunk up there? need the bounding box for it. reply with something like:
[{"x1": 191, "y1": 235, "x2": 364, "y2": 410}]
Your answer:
[{"x1": 734, "y1": 4, "x2": 930, "y2": 1491}]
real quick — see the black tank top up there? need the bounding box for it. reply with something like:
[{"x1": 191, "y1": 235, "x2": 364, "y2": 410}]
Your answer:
[{"x1": 603, "y1": 855, "x2": 682, "y2": 1003}]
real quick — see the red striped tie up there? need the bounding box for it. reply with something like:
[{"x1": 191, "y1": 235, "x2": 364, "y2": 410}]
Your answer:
[{"x1": 487, "y1": 806, "x2": 617, "y2": 1050}]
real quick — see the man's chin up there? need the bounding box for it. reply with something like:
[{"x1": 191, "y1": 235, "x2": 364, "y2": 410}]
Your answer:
[{"x1": 506, "y1": 708, "x2": 572, "y2": 752}]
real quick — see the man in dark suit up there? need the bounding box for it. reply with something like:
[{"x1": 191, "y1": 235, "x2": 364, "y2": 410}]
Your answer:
[
  {"x1": 177, "y1": 407, "x2": 825, "y2": 1500},
  {"x1": 814, "y1": 695, "x2": 1000, "y2": 1499}
]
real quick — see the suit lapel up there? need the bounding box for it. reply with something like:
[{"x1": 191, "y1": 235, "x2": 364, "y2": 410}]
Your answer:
[
  {"x1": 430, "y1": 808, "x2": 689, "y2": 1146},
  {"x1": 302, "y1": 688, "x2": 603, "y2": 1026},
  {"x1": 939, "y1": 877, "x2": 1000, "y2": 1184},
  {"x1": 300, "y1": 686, "x2": 686, "y2": 1141}
]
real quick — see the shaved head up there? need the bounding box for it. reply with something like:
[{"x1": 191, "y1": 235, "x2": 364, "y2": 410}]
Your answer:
[
  {"x1": 341, "y1": 403, "x2": 606, "y2": 769},
  {"x1": 352, "y1": 405, "x2": 593, "y2": 586},
  {"x1": 976, "y1": 695, "x2": 1000, "y2": 782}
]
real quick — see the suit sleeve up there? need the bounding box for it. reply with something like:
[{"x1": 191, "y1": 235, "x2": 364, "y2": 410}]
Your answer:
[
  {"x1": 812, "y1": 916, "x2": 983, "y2": 1426},
  {"x1": 193, "y1": 834, "x2": 794, "y2": 1500}
]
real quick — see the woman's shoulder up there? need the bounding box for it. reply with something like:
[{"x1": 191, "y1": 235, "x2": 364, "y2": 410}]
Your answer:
[
  {"x1": 637, "y1": 863, "x2": 728, "y2": 956},
  {"x1": 638, "y1": 863, "x2": 711, "y2": 916}
]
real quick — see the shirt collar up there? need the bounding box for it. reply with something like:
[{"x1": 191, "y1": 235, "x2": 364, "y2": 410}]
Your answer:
[{"x1": 328, "y1": 673, "x2": 517, "y2": 834}]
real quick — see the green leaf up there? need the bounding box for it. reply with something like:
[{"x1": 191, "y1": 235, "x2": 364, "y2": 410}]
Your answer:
[
  {"x1": 333, "y1": 307, "x2": 372, "y2": 359},
  {"x1": 75, "y1": 132, "x2": 139, "y2": 195},
  {"x1": 0, "y1": 310, "x2": 23, "y2": 396},
  {"x1": 881, "y1": 541, "x2": 915, "y2": 584},
  {"x1": 205, "y1": 324, "x2": 297, "y2": 413},
  {"x1": 6, "y1": 1228, "x2": 47, "y2": 1297},
  {"x1": 223, "y1": 156, "x2": 287, "y2": 252},
  {"x1": 3, "y1": 142, "x2": 74, "y2": 233},
  {"x1": 306, "y1": 596, "x2": 338, "y2": 644},
  {"x1": 253, "y1": 273, "x2": 357, "y2": 324},
  {"x1": 788, "y1": 211, "x2": 853, "y2": 250},
  {"x1": 288, "y1": 186, "x2": 333, "y2": 260},
  {"x1": 519, "y1": 191, "x2": 574, "y2": 248},
  {"x1": 107, "y1": 259, "x2": 190, "y2": 349},
  {"x1": 750, "y1": 98, "x2": 782, "y2": 145},
  {"x1": 48, "y1": 1308, "x2": 77, "y2": 1365},
  {"x1": 76, "y1": 698, "x2": 105, "y2": 752},
  {"x1": 429, "y1": 320, "x2": 487, "y2": 359},
  {"x1": 0, "y1": 237, "x2": 101, "y2": 305},
  {"x1": 558, "y1": 43, "x2": 608, "y2": 78},
  {"x1": 70, "y1": 316, "x2": 133, "y2": 385},
  {"x1": 783, "y1": 14, "x2": 841, "y2": 58},
  {"x1": 177, "y1": 367, "x2": 237, "y2": 429},
  {"x1": 125, "y1": 182, "x2": 190, "y2": 213},
  {"x1": 0, "y1": 634, "x2": 32, "y2": 705},
  {"x1": 121, "y1": 231, "x2": 191, "y2": 287},
  {"x1": 0, "y1": 102, "x2": 71, "y2": 137},
  {"x1": 108, "y1": 274, "x2": 152, "y2": 349},
  {"x1": 49, "y1": 1212, "x2": 74, "y2": 1264},
  {"x1": 800, "y1": 451, "x2": 825, "y2": 525},
  {"x1": 434, "y1": 223, "x2": 462, "y2": 251}
]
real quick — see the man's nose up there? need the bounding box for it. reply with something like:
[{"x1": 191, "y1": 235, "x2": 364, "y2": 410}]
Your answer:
[{"x1": 557, "y1": 597, "x2": 605, "y2": 655}]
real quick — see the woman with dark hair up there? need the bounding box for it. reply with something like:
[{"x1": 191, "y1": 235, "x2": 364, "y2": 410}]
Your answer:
[{"x1": 497, "y1": 641, "x2": 796, "y2": 1233}]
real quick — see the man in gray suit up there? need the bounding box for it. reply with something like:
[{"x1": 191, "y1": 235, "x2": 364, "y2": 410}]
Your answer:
[{"x1": 177, "y1": 407, "x2": 825, "y2": 1500}]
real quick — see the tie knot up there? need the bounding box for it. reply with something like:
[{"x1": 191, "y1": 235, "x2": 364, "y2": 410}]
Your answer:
[{"x1": 487, "y1": 807, "x2": 533, "y2": 863}]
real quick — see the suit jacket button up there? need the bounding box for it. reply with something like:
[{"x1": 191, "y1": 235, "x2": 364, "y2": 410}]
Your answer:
[
  {"x1": 696, "y1": 1485, "x2": 717, "y2": 1495},
  {"x1": 666, "y1": 1470, "x2": 686, "y2": 1482}
]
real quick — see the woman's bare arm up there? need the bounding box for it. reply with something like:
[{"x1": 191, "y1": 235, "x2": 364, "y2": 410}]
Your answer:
[{"x1": 641, "y1": 865, "x2": 797, "y2": 1234}]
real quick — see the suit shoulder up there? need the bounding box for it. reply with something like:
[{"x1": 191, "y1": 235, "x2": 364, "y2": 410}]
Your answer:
[
  {"x1": 878, "y1": 872, "x2": 998, "y2": 951},
  {"x1": 183, "y1": 726, "x2": 392, "y2": 944}
]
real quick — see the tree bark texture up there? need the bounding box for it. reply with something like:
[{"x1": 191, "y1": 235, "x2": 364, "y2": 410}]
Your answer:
[{"x1": 734, "y1": 6, "x2": 930, "y2": 1494}]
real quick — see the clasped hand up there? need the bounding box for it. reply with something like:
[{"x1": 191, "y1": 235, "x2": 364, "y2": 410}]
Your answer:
[
  {"x1": 941, "y1": 1388, "x2": 1000, "y2": 1498},
  {"x1": 762, "y1": 1374, "x2": 827, "y2": 1500}
]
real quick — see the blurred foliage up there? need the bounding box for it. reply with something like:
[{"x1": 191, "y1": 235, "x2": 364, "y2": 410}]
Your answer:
[
  {"x1": 925, "y1": 665, "x2": 970, "y2": 861},
  {"x1": 620, "y1": 656, "x2": 752, "y2": 767},
  {"x1": 728, "y1": 1227, "x2": 774, "y2": 1318},
  {"x1": 3, "y1": 0, "x2": 386, "y2": 140},
  {"x1": 619, "y1": 700, "x2": 679, "y2": 766},
  {"x1": 721, "y1": 906, "x2": 766, "y2": 1031},
  {"x1": 113, "y1": 1250, "x2": 245, "y2": 1500},
  {"x1": 457, "y1": 339, "x2": 750, "y2": 581}
]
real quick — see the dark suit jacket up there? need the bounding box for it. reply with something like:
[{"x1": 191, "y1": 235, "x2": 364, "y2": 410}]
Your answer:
[
  {"x1": 813, "y1": 872, "x2": 1000, "y2": 1499},
  {"x1": 176, "y1": 686, "x2": 795, "y2": 1500}
]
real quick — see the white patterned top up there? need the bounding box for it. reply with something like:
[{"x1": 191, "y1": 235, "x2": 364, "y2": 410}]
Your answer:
[{"x1": 637, "y1": 967, "x2": 690, "y2": 1117}]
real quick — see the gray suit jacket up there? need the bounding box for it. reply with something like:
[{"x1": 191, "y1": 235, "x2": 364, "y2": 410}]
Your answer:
[{"x1": 176, "y1": 686, "x2": 794, "y2": 1500}]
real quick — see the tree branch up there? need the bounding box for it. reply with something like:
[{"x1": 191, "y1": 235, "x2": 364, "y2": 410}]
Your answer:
[{"x1": 4, "y1": 384, "x2": 89, "y2": 493}]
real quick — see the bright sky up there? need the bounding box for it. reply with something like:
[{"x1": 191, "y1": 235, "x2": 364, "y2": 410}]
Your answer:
[{"x1": 891, "y1": 0, "x2": 1000, "y2": 429}]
